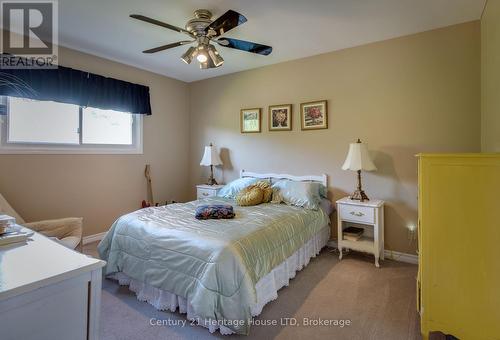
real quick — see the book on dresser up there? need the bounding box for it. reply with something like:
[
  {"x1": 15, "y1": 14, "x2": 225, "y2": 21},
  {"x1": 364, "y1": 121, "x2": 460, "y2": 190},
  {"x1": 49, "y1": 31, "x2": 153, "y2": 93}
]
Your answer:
[
  {"x1": 0, "y1": 224, "x2": 33, "y2": 246},
  {"x1": 0, "y1": 214, "x2": 16, "y2": 233},
  {"x1": 0, "y1": 214, "x2": 16, "y2": 224}
]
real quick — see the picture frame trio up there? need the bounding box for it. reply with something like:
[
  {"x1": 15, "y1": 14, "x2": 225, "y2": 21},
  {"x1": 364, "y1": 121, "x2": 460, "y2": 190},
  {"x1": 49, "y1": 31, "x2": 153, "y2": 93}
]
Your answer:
[{"x1": 240, "y1": 100, "x2": 328, "y2": 133}]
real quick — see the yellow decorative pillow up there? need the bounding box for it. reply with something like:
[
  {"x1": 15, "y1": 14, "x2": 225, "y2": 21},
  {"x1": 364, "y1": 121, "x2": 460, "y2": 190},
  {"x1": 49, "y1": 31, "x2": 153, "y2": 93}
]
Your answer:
[
  {"x1": 254, "y1": 180, "x2": 271, "y2": 189},
  {"x1": 236, "y1": 185, "x2": 264, "y2": 206},
  {"x1": 262, "y1": 187, "x2": 273, "y2": 203},
  {"x1": 255, "y1": 181, "x2": 273, "y2": 203},
  {"x1": 235, "y1": 181, "x2": 272, "y2": 206}
]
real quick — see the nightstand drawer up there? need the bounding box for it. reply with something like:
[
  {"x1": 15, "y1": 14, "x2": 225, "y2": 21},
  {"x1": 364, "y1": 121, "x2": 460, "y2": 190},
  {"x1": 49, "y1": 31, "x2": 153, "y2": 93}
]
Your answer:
[
  {"x1": 196, "y1": 184, "x2": 224, "y2": 200},
  {"x1": 197, "y1": 188, "x2": 217, "y2": 199},
  {"x1": 339, "y1": 204, "x2": 375, "y2": 224}
]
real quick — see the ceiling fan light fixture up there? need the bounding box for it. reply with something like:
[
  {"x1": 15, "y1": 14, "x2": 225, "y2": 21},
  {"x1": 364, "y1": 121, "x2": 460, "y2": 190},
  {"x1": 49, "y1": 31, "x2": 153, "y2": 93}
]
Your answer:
[
  {"x1": 199, "y1": 54, "x2": 217, "y2": 69},
  {"x1": 196, "y1": 45, "x2": 208, "y2": 63},
  {"x1": 208, "y1": 45, "x2": 224, "y2": 67},
  {"x1": 181, "y1": 46, "x2": 197, "y2": 64},
  {"x1": 131, "y1": 9, "x2": 272, "y2": 70}
]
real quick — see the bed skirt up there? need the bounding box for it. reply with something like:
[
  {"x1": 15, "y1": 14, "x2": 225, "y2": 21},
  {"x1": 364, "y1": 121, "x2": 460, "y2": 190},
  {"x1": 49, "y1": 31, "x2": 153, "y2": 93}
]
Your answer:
[{"x1": 109, "y1": 225, "x2": 330, "y2": 335}]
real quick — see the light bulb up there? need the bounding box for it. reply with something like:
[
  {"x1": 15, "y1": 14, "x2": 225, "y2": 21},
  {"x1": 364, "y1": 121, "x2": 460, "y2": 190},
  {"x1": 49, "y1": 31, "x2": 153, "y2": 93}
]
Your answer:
[{"x1": 197, "y1": 53, "x2": 207, "y2": 63}]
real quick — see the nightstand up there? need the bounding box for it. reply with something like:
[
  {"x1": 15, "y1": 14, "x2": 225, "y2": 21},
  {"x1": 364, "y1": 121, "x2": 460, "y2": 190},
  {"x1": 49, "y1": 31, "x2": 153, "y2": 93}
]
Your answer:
[
  {"x1": 336, "y1": 197, "x2": 385, "y2": 267},
  {"x1": 196, "y1": 184, "x2": 224, "y2": 200}
]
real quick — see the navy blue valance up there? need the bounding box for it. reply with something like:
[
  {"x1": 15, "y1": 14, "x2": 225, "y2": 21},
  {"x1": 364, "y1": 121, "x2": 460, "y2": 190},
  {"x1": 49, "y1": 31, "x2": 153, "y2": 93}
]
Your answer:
[{"x1": 0, "y1": 56, "x2": 152, "y2": 115}]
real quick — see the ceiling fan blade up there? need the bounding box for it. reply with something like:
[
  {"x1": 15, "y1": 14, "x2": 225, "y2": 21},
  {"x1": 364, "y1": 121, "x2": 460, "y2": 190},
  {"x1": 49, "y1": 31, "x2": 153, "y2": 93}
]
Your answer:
[
  {"x1": 130, "y1": 14, "x2": 191, "y2": 35},
  {"x1": 142, "y1": 41, "x2": 194, "y2": 54},
  {"x1": 216, "y1": 38, "x2": 272, "y2": 56},
  {"x1": 205, "y1": 10, "x2": 247, "y2": 37}
]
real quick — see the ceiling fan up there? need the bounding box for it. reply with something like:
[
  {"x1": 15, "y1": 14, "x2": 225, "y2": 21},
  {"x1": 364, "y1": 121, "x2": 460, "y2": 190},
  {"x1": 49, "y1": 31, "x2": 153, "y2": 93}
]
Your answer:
[{"x1": 130, "y1": 9, "x2": 272, "y2": 69}]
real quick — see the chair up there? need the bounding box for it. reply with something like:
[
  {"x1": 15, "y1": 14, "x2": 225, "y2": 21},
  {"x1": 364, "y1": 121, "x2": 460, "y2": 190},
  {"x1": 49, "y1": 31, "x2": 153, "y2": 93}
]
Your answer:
[{"x1": 0, "y1": 193, "x2": 83, "y2": 250}]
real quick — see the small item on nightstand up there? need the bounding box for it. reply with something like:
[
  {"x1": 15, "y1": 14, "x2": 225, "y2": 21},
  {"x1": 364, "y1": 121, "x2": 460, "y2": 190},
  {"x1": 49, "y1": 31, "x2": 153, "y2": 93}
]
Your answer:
[{"x1": 343, "y1": 226, "x2": 364, "y2": 241}]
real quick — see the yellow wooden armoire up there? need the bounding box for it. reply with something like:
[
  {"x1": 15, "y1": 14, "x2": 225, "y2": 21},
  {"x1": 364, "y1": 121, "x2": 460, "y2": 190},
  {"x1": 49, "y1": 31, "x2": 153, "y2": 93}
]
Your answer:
[{"x1": 418, "y1": 154, "x2": 500, "y2": 340}]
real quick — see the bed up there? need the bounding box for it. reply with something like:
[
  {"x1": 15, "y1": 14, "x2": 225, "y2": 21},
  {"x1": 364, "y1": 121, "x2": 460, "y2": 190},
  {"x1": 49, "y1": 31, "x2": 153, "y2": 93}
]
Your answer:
[{"x1": 98, "y1": 171, "x2": 331, "y2": 335}]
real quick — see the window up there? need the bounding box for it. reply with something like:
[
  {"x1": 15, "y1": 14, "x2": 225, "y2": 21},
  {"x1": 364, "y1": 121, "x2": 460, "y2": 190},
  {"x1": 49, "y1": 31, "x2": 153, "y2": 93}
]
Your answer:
[
  {"x1": 8, "y1": 98, "x2": 80, "y2": 144},
  {"x1": 82, "y1": 107, "x2": 133, "y2": 145},
  {"x1": 0, "y1": 97, "x2": 142, "y2": 154}
]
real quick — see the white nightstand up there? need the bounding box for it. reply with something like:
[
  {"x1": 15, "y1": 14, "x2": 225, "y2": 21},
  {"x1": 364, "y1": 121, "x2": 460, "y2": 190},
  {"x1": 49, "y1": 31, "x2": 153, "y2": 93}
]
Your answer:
[
  {"x1": 336, "y1": 197, "x2": 385, "y2": 267},
  {"x1": 196, "y1": 184, "x2": 224, "y2": 200}
]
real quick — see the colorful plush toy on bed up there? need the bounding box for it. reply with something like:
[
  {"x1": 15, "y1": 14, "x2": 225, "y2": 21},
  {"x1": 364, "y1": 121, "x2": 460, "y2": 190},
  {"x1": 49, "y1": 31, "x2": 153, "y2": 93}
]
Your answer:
[
  {"x1": 235, "y1": 180, "x2": 273, "y2": 206},
  {"x1": 195, "y1": 204, "x2": 235, "y2": 220}
]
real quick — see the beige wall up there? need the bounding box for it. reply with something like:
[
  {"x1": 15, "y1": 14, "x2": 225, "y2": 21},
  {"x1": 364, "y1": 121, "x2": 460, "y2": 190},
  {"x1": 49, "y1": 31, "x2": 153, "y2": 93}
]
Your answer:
[
  {"x1": 189, "y1": 21, "x2": 481, "y2": 255},
  {"x1": 0, "y1": 21, "x2": 482, "y2": 252},
  {"x1": 0, "y1": 46, "x2": 191, "y2": 236},
  {"x1": 481, "y1": 0, "x2": 500, "y2": 152}
]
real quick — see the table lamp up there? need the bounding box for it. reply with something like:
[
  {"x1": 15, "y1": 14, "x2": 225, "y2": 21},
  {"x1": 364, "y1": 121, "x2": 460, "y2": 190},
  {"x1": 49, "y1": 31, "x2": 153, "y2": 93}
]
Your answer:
[
  {"x1": 341, "y1": 139, "x2": 377, "y2": 202},
  {"x1": 200, "y1": 143, "x2": 223, "y2": 185}
]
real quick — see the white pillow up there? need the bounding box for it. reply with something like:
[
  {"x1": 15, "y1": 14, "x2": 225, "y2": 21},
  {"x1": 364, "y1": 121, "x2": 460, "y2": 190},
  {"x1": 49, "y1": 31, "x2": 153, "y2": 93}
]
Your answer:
[
  {"x1": 217, "y1": 177, "x2": 260, "y2": 198},
  {"x1": 271, "y1": 180, "x2": 322, "y2": 210}
]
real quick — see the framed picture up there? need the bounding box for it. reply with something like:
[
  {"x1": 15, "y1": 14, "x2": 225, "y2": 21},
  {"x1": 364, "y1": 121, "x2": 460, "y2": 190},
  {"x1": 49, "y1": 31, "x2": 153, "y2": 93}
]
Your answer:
[
  {"x1": 300, "y1": 100, "x2": 328, "y2": 130},
  {"x1": 240, "y1": 108, "x2": 261, "y2": 133},
  {"x1": 268, "y1": 104, "x2": 292, "y2": 131}
]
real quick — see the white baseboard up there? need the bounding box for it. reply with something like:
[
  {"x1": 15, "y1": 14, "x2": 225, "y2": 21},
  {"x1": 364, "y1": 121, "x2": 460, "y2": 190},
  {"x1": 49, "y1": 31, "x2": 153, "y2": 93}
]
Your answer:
[
  {"x1": 383, "y1": 249, "x2": 419, "y2": 264},
  {"x1": 326, "y1": 240, "x2": 418, "y2": 265},
  {"x1": 83, "y1": 232, "x2": 107, "y2": 245}
]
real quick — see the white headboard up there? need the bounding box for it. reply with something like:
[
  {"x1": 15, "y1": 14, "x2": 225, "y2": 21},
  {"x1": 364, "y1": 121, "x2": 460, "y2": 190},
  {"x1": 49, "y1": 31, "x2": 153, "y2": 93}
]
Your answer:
[{"x1": 240, "y1": 170, "x2": 328, "y2": 187}]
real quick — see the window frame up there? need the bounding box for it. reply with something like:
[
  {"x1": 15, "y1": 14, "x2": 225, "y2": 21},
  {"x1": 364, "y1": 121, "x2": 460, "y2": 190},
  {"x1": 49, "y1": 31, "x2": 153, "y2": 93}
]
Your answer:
[{"x1": 0, "y1": 97, "x2": 143, "y2": 154}]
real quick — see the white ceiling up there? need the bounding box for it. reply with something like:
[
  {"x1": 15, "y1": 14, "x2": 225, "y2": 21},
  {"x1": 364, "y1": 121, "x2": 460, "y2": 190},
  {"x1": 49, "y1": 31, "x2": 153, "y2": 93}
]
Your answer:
[{"x1": 57, "y1": 0, "x2": 486, "y2": 82}]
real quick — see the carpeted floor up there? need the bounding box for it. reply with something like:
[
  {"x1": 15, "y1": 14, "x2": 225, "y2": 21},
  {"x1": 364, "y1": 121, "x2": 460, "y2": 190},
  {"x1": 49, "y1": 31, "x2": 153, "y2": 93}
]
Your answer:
[{"x1": 84, "y1": 242, "x2": 421, "y2": 340}]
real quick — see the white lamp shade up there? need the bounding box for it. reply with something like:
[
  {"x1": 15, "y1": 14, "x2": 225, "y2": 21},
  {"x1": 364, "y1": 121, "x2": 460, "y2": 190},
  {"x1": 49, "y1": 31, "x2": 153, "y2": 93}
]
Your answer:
[
  {"x1": 341, "y1": 142, "x2": 377, "y2": 171},
  {"x1": 200, "y1": 144, "x2": 223, "y2": 166}
]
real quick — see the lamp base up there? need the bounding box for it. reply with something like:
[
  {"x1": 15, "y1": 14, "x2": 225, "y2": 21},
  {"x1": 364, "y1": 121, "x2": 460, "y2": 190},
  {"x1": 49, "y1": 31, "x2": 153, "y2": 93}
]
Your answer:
[
  {"x1": 206, "y1": 176, "x2": 218, "y2": 186},
  {"x1": 350, "y1": 189, "x2": 370, "y2": 202},
  {"x1": 349, "y1": 170, "x2": 370, "y2": 202},
  {"x1": 206, "y1": 164, "x2": 218, "y2": 185}
]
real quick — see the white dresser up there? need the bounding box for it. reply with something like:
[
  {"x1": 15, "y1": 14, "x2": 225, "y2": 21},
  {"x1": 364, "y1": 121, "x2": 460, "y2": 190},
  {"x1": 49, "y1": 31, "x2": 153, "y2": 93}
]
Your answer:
[
  {"x1": 336, "y1": 197, "x2": 385, "y2": 267},
  {"x1": 196, "y1": 184, "x2": 224, "y2": 199},
  {"x1": 0, "y1": 227, "x2": 105, "y2": 340}
]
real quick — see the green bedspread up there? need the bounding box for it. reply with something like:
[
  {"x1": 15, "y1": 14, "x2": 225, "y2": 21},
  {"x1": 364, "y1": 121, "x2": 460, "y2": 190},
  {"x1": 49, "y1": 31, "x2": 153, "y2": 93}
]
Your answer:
[{"x1": 98, "y1": 197, "x2": 328, "y2": 334}]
